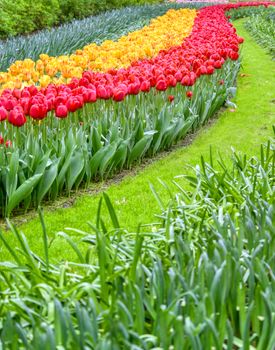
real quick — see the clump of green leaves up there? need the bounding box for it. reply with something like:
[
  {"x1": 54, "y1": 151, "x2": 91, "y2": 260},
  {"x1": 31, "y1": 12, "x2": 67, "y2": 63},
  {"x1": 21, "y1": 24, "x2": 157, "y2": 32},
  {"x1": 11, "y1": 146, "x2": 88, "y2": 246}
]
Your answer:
[
  {"x1": 226, "y1": 5, "x2": 268, "y2": 20},
  {"x1": 0, "y1": 128, "x2": 274, "y2": 349},
  {"x1": 245, "y1": 7, "x2": 275, "y2": 59}
]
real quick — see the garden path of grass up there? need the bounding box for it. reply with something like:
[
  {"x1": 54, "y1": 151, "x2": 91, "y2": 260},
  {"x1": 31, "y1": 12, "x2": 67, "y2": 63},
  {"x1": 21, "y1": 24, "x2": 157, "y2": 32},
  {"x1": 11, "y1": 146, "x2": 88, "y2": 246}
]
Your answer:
[{"x1": 1, "y1": 19, "x2": 275, "y2": 261}]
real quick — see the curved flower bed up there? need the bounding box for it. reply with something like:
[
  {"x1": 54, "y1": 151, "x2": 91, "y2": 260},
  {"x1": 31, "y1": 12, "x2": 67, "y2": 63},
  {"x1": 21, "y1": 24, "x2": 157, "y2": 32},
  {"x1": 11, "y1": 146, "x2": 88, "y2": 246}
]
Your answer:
[
  {"x1": 0, "y1": 4, "x2": 202, "y2": 73},
  {"x1": 0, "y1": 2, "x2": 273, "y2": 127},
  {"x1": 0, "y1": 9, "x2": 197, "y2": 91},
  {"x1": 0, "y1": 2, "x2": 273, "y2": 216}
]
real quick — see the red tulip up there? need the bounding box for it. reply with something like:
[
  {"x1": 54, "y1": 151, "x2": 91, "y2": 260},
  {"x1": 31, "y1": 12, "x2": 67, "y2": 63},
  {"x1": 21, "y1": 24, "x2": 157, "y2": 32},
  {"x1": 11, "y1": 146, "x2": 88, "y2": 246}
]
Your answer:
[
  {"x1": 149, "y1": 76, "x2": 156, "y2": 87},
  {"x1": 97, "y1": 85, "x2": 109, "y2": 99},
  {"x1": 181, "y1": 75, "x2": 191, "y2": 86},
  {"x1": 79, "y1": 77, "x2": 90, "y2": 87},
  {"x1": 197, "y1": 65, "x2": 208, "y2": 76},
  {"x1": 12, "y1": 89, "x2": 21, "y2": 99},
  {"x1": 213, "y1": 60, "x2": 222, "y2": 69},
  {"x1": 67, "y1": 78, "x2": 79, "y2": 90},
  {"x1": 206, "y1": 59, "x2": 215, "y2": 66},
  {"x1": 0, "y1": 135, "x2": 4, "y2": 144},
  {"x1": 168, "y1": 95, "x2": 175, "y2": 103},
  {"x1": 206, "y1": 66, "x2": 214, "y2": 75},
  {"x1": 66, "y1": 96, "x2": 82, "y2": 112},
  {"x1": 58, "y1": 86, "x2": 71, "y2": 95},
  {"x1": 83, "y1": 89, "x2": 97, "y2": 103},
  {"x1": 231, "y1": 44, "x2": 239, "y2": 52},
  {"x1": 140, "y1": 81, "x2": 150, "y2": 92},
  {"x1": 8, "y1": 108, "x2": 27, "y2": 127},
  {"x1": 0, "y1": 106, "x2": 8, "y2": 121},
  {"x1": 5, "y1": 140, "x2": 12, "y2": 148},
  {"x1": 21, "y1": 89, "x2": 31, "y2": 98},
  {"x1": 156, "y1": 80, "x2": 167, "y2": 91},
  {"x1": 238, "y1": 36, "x2": 244, "y2": 44},
  {"x1": 211, "y1": 53, "x2": 221, "y2": 61},
  {"x1": 20, "y1": 97, "x2": 31, "y2": 115},
  {"x1": 229, "y1": 51, "x2": 239, "y2": 61},
  {"x1": 193, "y1": 59, "x2": 204, "y2": 72},
  {"x1": 186, "y1": 91, "x2": 193, "y2": 99},
  {"x1": 29, "y1": 103, "x2": 48, "y2": 120},
  {"x1": 28, "y1": 86, "x2": 38, "y2": 96},
  {"x1": 54, "y1": 94, "x2": 68, "y2": 108},
  {"x1": 107, "y1": 69, "x2": 117, "y2": 76},
  {"x1": 45, "y1": 96, "x2": 55, "y2": 111},
  {"x1": 82, "y1": 71, "x2": 94, "y2": 82},
  {"x1": 2, "y1": 97, "x2": 17, "y2": 111},
  {"x1": 167, "y1": 75, "x2": 177, "y2": 87},
  {"x1": 113, "y1": 89, "x2": 126, "y2": 102},
  {"x1": 128, "y1": 83, "x2": 140, "y2": 95},
  {"x1": 55, "y1": 105, "x2": 68, "y2": 118},
  {"x1": 175, "y1": 71, "x2": 183, "y2": 82},
  {"x1": 1, "y1": 89, "x2": 12, "y2": 96},
  {"x1": 46, "y1": 86, "x2": 58, "y2": 96}
]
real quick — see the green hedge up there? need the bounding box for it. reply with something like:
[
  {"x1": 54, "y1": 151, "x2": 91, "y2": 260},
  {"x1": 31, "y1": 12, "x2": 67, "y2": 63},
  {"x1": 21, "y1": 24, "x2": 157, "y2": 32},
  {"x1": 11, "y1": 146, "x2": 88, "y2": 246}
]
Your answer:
[{"x1": 0, "y1": 0, "x2": 161, "y2": 39}]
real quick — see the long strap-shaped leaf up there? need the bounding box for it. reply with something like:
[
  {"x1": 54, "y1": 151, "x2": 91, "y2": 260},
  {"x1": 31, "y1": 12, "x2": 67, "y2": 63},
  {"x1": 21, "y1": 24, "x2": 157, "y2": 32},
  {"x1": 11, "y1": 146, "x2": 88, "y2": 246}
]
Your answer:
[{"x1": 6, "y1": 173, "x2": 43, "y2": 216}]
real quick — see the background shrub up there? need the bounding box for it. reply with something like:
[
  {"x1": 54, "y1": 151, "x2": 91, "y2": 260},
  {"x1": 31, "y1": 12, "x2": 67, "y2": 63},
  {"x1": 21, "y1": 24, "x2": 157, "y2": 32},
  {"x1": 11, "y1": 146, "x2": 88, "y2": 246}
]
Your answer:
[{"x1": 0, "y1": 0, "x2": 161, "y2": 39}]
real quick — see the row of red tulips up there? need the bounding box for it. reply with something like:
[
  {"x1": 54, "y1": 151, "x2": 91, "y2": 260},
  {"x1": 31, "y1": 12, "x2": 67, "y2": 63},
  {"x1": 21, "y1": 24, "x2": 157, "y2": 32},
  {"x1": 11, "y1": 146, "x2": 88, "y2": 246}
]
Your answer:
[{"x1": 0, "y1": 2, "x2": 273, "y2": 128}]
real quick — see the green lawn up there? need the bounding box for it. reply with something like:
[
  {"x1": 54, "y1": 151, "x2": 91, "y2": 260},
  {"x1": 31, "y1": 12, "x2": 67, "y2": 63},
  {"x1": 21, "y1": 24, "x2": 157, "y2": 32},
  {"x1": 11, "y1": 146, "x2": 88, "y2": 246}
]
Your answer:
[{"x1": 1, "y1": 19, "x2": 274, "y2": 261}]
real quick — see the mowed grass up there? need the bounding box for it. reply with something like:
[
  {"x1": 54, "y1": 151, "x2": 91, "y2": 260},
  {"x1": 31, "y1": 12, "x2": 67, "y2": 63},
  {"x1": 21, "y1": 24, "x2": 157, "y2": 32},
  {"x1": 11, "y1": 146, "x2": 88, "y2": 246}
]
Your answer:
[{"x1": 1, "y1": 19, "x2": 274, "y2": 261}]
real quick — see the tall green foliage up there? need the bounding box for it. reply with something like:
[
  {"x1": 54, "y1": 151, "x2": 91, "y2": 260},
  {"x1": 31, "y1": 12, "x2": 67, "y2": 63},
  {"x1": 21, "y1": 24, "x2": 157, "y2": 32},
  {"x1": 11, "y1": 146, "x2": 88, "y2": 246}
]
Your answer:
[
  {"x1": 0, "y1": 131, "x2": 274, "y2": 348},
  {"x1": 245, "y1": 7, "x2": 275, "y2": 59}
]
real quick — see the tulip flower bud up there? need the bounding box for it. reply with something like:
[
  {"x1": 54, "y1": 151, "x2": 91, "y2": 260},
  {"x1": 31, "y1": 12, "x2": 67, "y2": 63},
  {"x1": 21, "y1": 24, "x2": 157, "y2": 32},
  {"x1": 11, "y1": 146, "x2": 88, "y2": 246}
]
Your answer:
[
  {"x1": 55, "y1": 105, "x2": 68, "y2": 118},
  {"x1": 186, "y1": 91, "x2": 193, "y2": 99}
]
